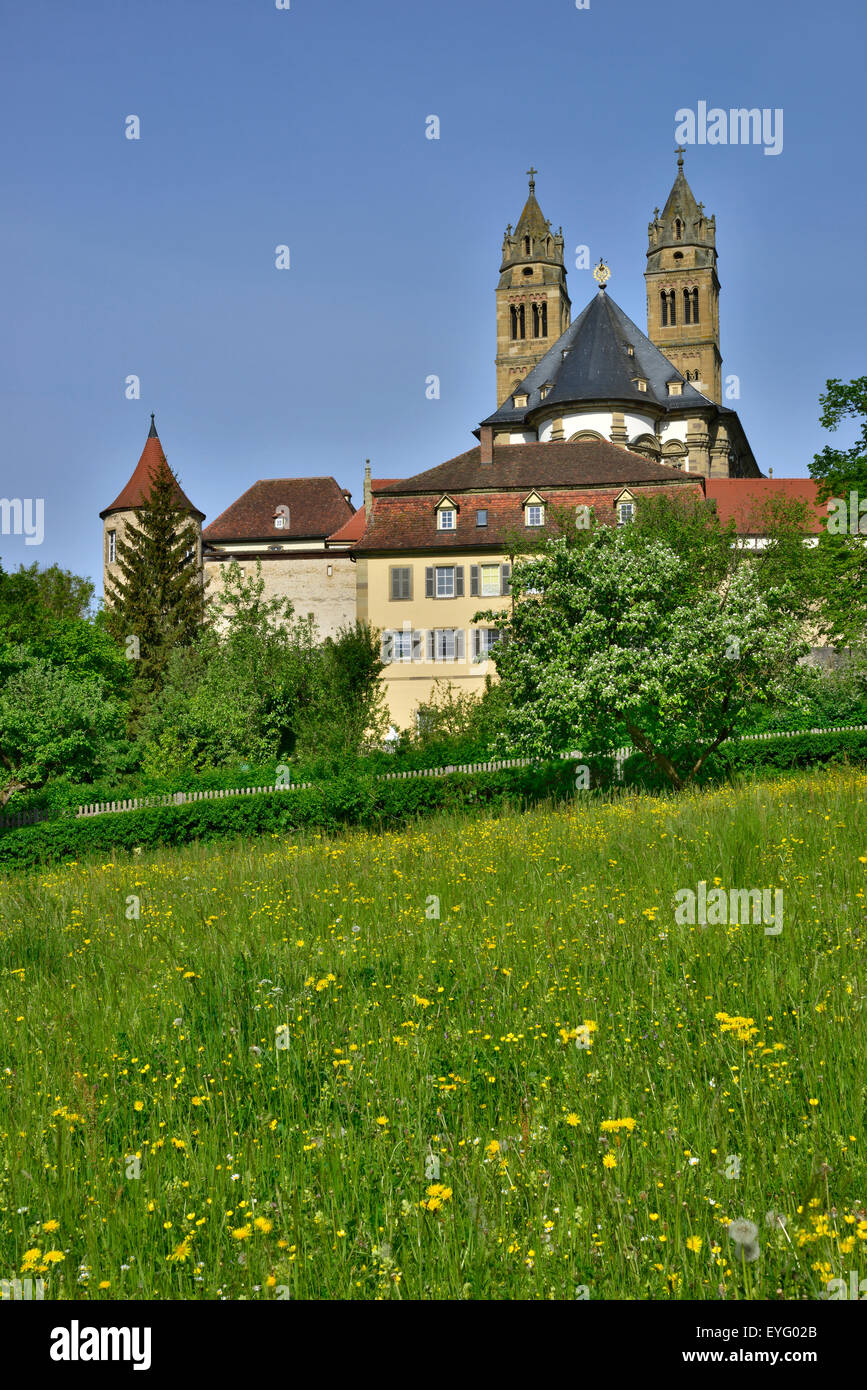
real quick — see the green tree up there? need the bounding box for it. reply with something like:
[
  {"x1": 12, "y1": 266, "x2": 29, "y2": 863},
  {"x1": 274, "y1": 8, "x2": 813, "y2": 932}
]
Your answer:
[
  {"x1": 0, "y1": 650, "x2": 123, "y2": 805},
  {"x1": 105, "y1": 455, "x2": 205, "y2": 706},
  {"x1": 479, "y1": 526, "x2": 806, "y2": 790},
  {"x1": 808, "y1": 376, "x2": 867, "y2": 502}
]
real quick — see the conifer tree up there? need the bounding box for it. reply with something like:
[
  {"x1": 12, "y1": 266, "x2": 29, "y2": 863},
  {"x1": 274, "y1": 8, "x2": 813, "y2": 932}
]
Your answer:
[{"x1": 105, "y1": 453, "x2": 205, "y2": 706}]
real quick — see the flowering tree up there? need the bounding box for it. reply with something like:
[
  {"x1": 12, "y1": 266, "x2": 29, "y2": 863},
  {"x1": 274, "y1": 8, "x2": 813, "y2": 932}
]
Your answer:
[{"x1": 480, "y1": 525, "x2": 807, "y2": 789}]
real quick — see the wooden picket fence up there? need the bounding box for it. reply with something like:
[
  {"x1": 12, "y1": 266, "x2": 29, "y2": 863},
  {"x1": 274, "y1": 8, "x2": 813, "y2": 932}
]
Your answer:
[{"x1": 1, "y1": 725, "x2": 866, "y2": 830}]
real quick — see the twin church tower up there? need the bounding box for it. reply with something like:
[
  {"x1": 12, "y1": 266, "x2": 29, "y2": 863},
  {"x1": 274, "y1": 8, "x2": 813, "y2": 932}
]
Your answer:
[{"x1": 495, "y1": 152, "x2": 722, "y2": 407}]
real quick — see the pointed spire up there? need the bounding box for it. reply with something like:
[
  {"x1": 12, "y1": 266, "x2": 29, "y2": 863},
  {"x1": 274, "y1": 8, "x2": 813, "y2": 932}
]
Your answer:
[
  {"x1": 514, "y1": 167, "x2": 551, "y2": 239},
  {"x1": 100, "y1": 419, "x2": 204, "y2": 520}
]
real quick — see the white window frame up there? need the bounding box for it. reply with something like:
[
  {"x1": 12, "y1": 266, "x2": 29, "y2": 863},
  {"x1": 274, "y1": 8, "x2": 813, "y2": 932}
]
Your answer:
[
  {"x1": 392, "y1": 630, "x2": 413, "y2": 662},
  {"x1": 437, "y1": 508, "x2": 456, "y2": 531},
  {"x1": 107, "y1": 529, "x2": 116, "y2": 563},
  {"x1": 434, "y1": 628, "x2": 456, "y2": 661},
  {"x1": 435, "y1": 565, "x2": 455, "y2": 598},
  {"x1": 525, "y1": 504, "x2": 544, "y2": 527},
  {"x1": 480, "y1": 563, "x2": 501, "y2": 597},
  {"x1": 617, "y1": 501, "x2": 635, "y2": 526}
]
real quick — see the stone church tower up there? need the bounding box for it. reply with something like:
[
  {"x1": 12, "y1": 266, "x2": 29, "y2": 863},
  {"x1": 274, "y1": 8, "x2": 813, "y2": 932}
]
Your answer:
[
  {"x1": 495, "y1": 170, "x2": 571, "y2": 405},
  {"x1": 645, "y1": 150, "x2": 722, "y2": 404}
]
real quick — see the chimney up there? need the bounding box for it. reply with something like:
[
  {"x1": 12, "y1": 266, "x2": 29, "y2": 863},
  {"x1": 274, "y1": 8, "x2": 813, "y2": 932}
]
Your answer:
[
  {"x1": 363, "y1": 459, "x2": 372, "y2": 518},
  {"x1": 480, "y1": 425, "x2": 494, "y2": 465}
]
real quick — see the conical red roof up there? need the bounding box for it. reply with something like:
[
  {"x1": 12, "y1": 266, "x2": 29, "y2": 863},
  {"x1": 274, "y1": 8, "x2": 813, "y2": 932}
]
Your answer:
[{"x1": 100, "y1": 416, "x2": 204, "y2": 520}]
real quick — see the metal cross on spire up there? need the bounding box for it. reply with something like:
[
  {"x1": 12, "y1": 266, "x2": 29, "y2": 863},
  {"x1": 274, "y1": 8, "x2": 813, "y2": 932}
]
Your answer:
[
  {"x1": 675, "y1": 144, "x2": 686, "y2": 166},
  {"x1": 526, "y1": 165, "x2": 538, "y2": 190}
]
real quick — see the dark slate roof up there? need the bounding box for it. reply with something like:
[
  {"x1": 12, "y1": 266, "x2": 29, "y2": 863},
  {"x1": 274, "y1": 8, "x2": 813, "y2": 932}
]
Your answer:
[
  {"x1": 203, "y1": 477, "x2": 354, "y2": 542},
  {"x1": 377, "y1": 438, "x2": 697, "y2": 497},
  {"x1": 482, "y1": 289, "x2": 719, "y2": 425}
]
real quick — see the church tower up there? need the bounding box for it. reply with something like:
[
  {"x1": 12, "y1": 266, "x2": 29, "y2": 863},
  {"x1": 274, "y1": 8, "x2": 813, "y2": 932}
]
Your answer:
[
  {"x1": 645, "y1": 150, "x2": 721, "y2": 403},
  {"x1": 495, "y1": 169, "x2": 571, "y2": 406}
]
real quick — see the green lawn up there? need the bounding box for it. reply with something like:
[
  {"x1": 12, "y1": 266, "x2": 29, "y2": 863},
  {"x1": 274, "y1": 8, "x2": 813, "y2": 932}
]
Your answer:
[{"x1": 1, "y1": 767, "x2": 864, "y2": 1300}]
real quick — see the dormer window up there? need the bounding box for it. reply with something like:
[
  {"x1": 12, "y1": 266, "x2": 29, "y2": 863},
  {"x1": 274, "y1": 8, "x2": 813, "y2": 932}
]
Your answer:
[
  {"x1": 626, "y1": 345, "x2": 635, "y2": 357},
  {"x1": 436, "y1": 500, "x2": 458, "y2": 530},
  {"x1": 539, "y1": 383, "x2": 551, "y2": 399},
  {"x1": 274, "y1": 510, "x2": 289, "y2": 529},
  {"x1": 634, "y1": 378, "x2": 648, "y2": 392},
  {"x1": 616, "y1": 491, "x2": 636, "y2": 526},
  {"x1": 523, "y1": 491, "x2": 545, "y2": 527},
  {"x1": 667, "y1": 380, "x2": 683, "y2": 396},
  {"x1": 513, "y1": 391, "x2": 528, "y2": 409}
]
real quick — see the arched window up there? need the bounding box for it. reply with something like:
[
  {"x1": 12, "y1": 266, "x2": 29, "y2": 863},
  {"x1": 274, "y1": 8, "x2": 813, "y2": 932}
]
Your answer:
[
  {"x1": 532, "y1": 303, "x2": 540, "y2": 338},
  {"x1": 691, "y1": 288, "x2": 699, "y2": 323},
  {"x1": 660, "y1": 290, "x2": 676, "y2": 326},
  {"x1": 675, "y1": 218, "x2": 683, "y2": 240},
  {"x1": 683, "y1": 287, "x2": 699, "y2": 324},
  {"x1": 517, "y1": 303, "x2": 525, "y2": 339},
  {"x1": 510, "y1": 305, "x2": 518, "y2": 340},
  {"x1": 532, "y1": 302, "x2": 547, "y2": 338},
  {"x1": 540, "y1": 302, "x2": 547, "y2": 336},
  {"x1": 523, "y1": 236, "x2": 531, "y2": 255}
]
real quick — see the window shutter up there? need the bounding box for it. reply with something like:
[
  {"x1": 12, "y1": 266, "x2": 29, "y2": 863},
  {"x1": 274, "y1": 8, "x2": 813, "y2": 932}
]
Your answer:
[
  {"x1": 455, "y1": 566, "x2": 464, "y2": 597},
  {"x1": 470, "y1": 565, "x2": 479, "y2": 597},
  {"x1": 412, "y1": 630, "x2": 423, "y2": 663},
  {"x1": 455, "y1": 628, "x2": 465, "y2": 662},
  {"x1": 389, "y1": 568, "x2": 398, "y2": 600},
  {"x1": 380, "y1": 631, "x2": 393, "y2": 663},
  {"x1": 425, "y1": 566, "x2": 434, "y2": 598},
  {"x1": 471, "y1": 628, "x2": 480, "y2": 660},
  {"x1": 501, "y1": 563, "x2": 511, "y2": 596},
  {"x1": 426, "y1": 629, "x2": 434, "y2": 662},
  {"x1": 403, "y1": 568, "x2": 412, "y2": 600}
]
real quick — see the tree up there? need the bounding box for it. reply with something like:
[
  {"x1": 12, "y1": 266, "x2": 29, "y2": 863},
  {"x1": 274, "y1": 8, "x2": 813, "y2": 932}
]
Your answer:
[
  {"x1": 479, "y1": 525, "x2": 807, "y2": 790},
  {"x1": 105, "y1": 455, "x2": 205, "y2": 705},
  {"x1": 0, "y1": 650, "x2": 123, "y2": 805},
  {"x1": 808, "y1": 376, "x2": 867, "y2": 502}
]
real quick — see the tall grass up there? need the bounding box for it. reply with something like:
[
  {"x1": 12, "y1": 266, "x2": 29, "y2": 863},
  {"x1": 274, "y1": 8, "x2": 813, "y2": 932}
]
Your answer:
[{"x1": 0, "y1": 768, "x2": 864, "y2": 1300}]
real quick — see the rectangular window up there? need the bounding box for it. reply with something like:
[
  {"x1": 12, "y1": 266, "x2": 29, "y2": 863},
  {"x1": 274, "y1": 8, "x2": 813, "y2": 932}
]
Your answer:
[
  {"x1": 435, "y1": 566, "x2": 455, "y2": 598},
  {"x1": 473, "y1": 628, "x2": 502, "y2": 660},
  {"x1": 433, "y1": 565, "x2": 463, "y2": 598},
  {"x1": 108, "y1": 529, "x2": 116, "y2": 563},
  {"x1": 476, "y1": 509, "x2": 488, "y2": 527},
  {"x1": 437, "y1": 508, "x2": 455, "y2": 530},
  {"x1": 526, "y1": 504, "x2": 543, "y2": 527},
  {"x1": 390, "y1": 566, "x2": 412, "y2": 600},
  {"x1": 392, "y1": 630, "x2": 413, "y2": 662},
  {"x1": 480, "y1": 563, "x2": 501, "y2": 597},
  {"x1": 435, "y1": 628, "x2": 455, "y2": 661},
  {"x1": 617, "y1": 502, "x2": 635, "y2": 526}
]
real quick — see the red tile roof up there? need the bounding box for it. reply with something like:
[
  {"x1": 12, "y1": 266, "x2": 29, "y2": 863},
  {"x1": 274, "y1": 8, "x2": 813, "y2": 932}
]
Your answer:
[
  {"x1": 326, "y1": 480, "x2": 403, "y2": 544},
  {"x1": 358, "y1": 484, "x2": 704, "y2": 553},
  {"x1": 203, "y1": 477, "x2": 354, "y2": 542},
  {"x1": 705, "y1": 478, "x2": 825, "y2": 534},
  {"x1": 100, "y1": 426, "x2": 204, "y2": 520}
]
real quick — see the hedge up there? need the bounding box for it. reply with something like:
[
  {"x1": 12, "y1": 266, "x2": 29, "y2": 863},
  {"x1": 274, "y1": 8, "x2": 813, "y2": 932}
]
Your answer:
[
  {"x1": 0, "y1": 763, "x2": 581, "y2": 871},
  {"x1": 2, "y1": 731, "x2": 865, "y2": 872}
]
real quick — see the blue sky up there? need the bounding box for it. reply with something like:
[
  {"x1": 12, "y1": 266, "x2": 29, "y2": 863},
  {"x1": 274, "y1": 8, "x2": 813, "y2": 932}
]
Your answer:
[{"x1": 2, "y1": 0, "x2": 864, "y2": 595}]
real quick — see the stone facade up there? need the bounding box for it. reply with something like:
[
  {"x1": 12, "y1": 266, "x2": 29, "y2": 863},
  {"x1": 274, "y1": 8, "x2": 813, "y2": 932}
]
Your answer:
[
  {"x1": 645, "y1": 151, "x2": 722, "y2": 404},
  {"x1": 202, "y1": 550, "x2": 356, "y2": 641},
  {"x1": 495, "y1": 173, "x2": 571, "y2": 406}
]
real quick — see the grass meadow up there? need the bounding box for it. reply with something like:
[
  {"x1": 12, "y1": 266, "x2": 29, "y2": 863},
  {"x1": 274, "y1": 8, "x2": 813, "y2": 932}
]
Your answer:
[{"x1": 0, "y1": 767, "x2": 865, "y2": 1300}]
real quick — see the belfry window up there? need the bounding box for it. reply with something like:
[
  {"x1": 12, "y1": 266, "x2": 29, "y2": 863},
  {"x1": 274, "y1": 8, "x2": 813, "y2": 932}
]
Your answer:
[
  {"x1": 660, "y1": 289, "x2": 676, "y2": 327},
  {"x1": 683, "y1": 287, "x2": 699, "y2": 324},
  {"x1": 510, "y1": 304, "x2": 526, "y2": 340},
  {"x1": 674, "y1": 218, "x2": 683, "y2": 240},
  {"x1": 531, "y1": 302, "x2": 548, "y2": 338},
  {"x1": 523, "y1": 236, "x2": 531, "y2": 255}
]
